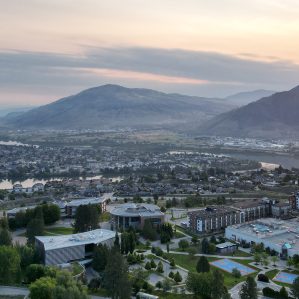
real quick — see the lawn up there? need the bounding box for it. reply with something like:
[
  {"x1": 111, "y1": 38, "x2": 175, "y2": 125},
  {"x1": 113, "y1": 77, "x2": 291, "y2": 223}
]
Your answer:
[
  {"x1": 166, "y1": 253, "x2": 257, "y2": 289},
  {"x1": 152, "y1": 291, "x2": 195, "y2": 298},
  {"x1": 43, "y1": 226, "x2": 74, "y2": 236}
]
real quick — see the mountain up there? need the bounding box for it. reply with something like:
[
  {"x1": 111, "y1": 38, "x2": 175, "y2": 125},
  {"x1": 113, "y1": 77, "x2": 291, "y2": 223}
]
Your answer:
[
  {"x1": 0, "y1": 106, "x2": 37, "y2": 117},
  {"x1": 199, "y1": 85, "x2": 299, "y2": 139},
  {"x1": 225, "y1": 89, "x2": 276, "y2": 106},
  {"x1": 2, "y1": 84, "x2": 234, "y2": 130}
]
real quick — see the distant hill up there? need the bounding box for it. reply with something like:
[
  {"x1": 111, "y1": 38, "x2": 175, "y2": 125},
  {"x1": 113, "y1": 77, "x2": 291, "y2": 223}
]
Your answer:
[
  {"x1": 198, "y1": 85, "x2": 299, "y2": 139},
  {"x1": 225, "y1": 89, "x2": 276, "y2": 106},
  {"x1": 2, "y1": 84, "x2": 234, "y2": 130}
]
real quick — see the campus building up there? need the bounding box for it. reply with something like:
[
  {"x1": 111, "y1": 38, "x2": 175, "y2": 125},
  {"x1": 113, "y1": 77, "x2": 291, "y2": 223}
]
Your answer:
[
  {"x1": 289, "y1": 192, "x2": 299, "y2": 210},
  {"x1": 225, "y1": 218, "x2": 299, "y2": 258},
  {"x1": 65, "y1": 197, "x2": 108, "y2": 217},
  {"x1": 35, "y1": 229, "x2": 115, "y2": 265},
  {"x1": 110, "y1": 203, "x2": 164, "y2": 230},
  {"x1": 187, "y1": 206, "x2": 244, "y2": 234},
  {"x1": 187, "y1": 198, "x2": 291, "y2": 234}
]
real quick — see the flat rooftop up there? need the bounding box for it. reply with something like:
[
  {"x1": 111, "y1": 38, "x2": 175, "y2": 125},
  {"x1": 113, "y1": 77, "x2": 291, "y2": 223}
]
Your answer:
[
  {"x1": 110, "y1": 203, "x2": 164, "y2": 217},
  {"x1": 67, "y1": 197, "x2": 106, "y2": 207},
  {"x1": 188, "y1": 206, "x2": 237, "y2": 218},
  {"x1": 227, "y1": 218, "x2": 299, "y2": 251},
  {"x1": 36, "y1": 229, "x2": 115, "y2": 251}
]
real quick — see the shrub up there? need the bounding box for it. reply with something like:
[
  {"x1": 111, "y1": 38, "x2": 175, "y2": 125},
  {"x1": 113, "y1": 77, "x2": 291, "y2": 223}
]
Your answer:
[{"x1": 258, "y1": 273, "x2": 269, "y2": 283}]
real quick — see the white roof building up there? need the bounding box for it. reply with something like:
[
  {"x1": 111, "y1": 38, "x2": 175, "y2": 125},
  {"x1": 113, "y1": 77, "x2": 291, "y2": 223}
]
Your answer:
[{"x1": 35, "y1": 229, "x2": 116, "y2": 265}]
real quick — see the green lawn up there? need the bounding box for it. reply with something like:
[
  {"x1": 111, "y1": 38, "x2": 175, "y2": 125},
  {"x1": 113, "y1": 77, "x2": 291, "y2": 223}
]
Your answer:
[
  {"x1": 43, "y1": 226, "x2": 74, "y2": 236},
  {"x1": 265, "y1": 269, "x2": 280, "y2": 280},
  {"x1": 20, "y1": 226, "x2": 74, "y2": 237},
  {"x1": 152, "y1": 291, "x2": 195, "y2": 298},
  {"x1": 166, "y1": 253, "x2": 258, "y2": 289}
]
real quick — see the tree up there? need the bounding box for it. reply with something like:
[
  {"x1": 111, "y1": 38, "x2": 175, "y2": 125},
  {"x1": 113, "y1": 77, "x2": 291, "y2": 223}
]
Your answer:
[
  {"x1": 169, "y1": 271, "x2": 174, "y2": 279},
  {"x1": 232, "y1": 268, "x2": 241, "y2": 279},
  {"x1": 42, "y1": 204, "x2": 60, "y2": 225},
  {"x1": 279, "y1": 286, "x2": 289, "y2": 299},
  {"x1": 0, "y1": 226, "x2": 12, "y2": 246},
  {"x1": 157, "y1": 261, "x2": 164, "y2": 273},
  {"x1": 30, "y1": 270, "x2": 89, "y2": 299},
  {"x1": 201, "y1": 238, "x2": 210, "y2": 254},
  {"x1": 292, "y1": 276, "x2": 299, "y2": 299},
  {"x1": 178, "y1": 239, "x2": 189, "y2": 251},
  {"x1": 0, "y1": 245, "x2": 21, "y2": 284},
  {"x1": 74, "y1": 204, "x2": 100, "y2": 233},
  {"x1": 103, "y1": 249, "x2": 131, "y2": 299},
  {"x1": 191, "y1": 235, "x2": 199, "y2": 245},
  {"x1": 155, "y1": 281, "x2": 162, "y2": 289},
  {"x1": 26, "y1": 217, "x2": 44, "y2": 244},
  {"x1": 170, "y1": 258, "x2": 176, "y2": 268},
  {"x1": 174, "y1": 271, "x2": 182, "y2": 283},
  {"x1": 145, "y1": 262, "x2": 151, "y2": 270},
  {"x1": 211, "y1": 269, "x2": 226, "y2": 299},
  {"x1": 26, "y1": 264, "x2": 47, "y2": 283},
  {"x1": 186, "y1": 272, "x2": 212, "y2": 298},
  {"x1": 239, "y1": 276, "x2": 257, "y2": 299},
  {"x1": 196, "y1": 256, "x2": 210, "y2": 273},
  {"x1": 287, "y1": 257, "x2": 294, "y2": 269},
  {"x1": 30, "y1": 276, "x2": 56, "y2": 299},
  {"x1": 161, "y1": 278, "x2": 171, "y2": 292},
  {"x1": 150, "y1": 259, "x2": 156, "y2": 269},
  {"x1": 253, "y1": 253, "x2": 261, "y2": 265},
  {"x1": 92, "y1": 244, "x2": 109, "y2": 272},
  {"x1": 114, "y1": 232, "x2": 120, "y2": 250},
  {"x1": 142, "y1": 219, "x2": 157, "y2": 240},
  {"x1": 271, "y1": 255, "x2": 278, "y2": 266}
]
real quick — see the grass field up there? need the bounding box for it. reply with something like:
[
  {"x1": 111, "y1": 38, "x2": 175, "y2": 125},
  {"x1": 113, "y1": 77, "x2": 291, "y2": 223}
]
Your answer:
[{"x1": 167, "y1": 253, "x2": 257, "y2": 289}]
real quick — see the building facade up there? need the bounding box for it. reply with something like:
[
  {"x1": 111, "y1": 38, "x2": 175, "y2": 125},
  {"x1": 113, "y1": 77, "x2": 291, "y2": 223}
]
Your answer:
[
  {"x1": 35, "y1": 229, "x2": 115, "y2": 265},
  {"x1": 110, "y1": 203, "x2": 164, "y2": 230}
]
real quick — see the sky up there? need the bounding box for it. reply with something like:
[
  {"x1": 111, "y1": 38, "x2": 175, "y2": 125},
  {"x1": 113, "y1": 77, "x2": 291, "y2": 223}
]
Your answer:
[{"x1": 1, "y1": 0, "x2": 299, "y2": 106}]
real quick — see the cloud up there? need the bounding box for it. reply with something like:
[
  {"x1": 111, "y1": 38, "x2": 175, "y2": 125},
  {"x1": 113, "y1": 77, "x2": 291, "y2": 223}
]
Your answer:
[{"x1": 0, "y1": 47, "x2": 299, "y2": 104}]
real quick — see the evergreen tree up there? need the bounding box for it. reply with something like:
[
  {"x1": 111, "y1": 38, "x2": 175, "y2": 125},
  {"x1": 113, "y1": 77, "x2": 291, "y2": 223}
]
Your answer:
[
  {"x1": 211, "y1": 269, "x2": 226, "y2": 299},
  {"x1": 157, "y1": 261, "x2": 164, "y2": 273},
  {"x1": 201, "y1": 238, "x2": 210, "y2": 254},
  {"x1": 0, "y1": 226, "x2": 12, "y2": 246},
  {"x1": 74, "y1": 204, "x2": 100, "y2": 233},
  {"x1": 292, "y1": 276, "x2": 299, "y2": 299},
  {"x1": 114, "y1": 232, "x2": 120, "y2": 250},
  {"x1": 142, "y1": 219, "x2": 157, "y2": 240},
  {"x1": 0, "y1": 246, "x2": 21, "y2": 284},
  {"x1": 103, "y1": 248, "x2": 131, "y2": 299},
  {"x1": 26, "y1": 208, "x2": 45, "y2": 245},
  {"x1": 174, "y1": 271, "x2": 182, "y2": 283},
  {"x1": 196, "y1": 256, "x2": 210, "y2": 273},
  {"x1": 92, "y1": 244, "x2": 109, "y2": 272},
  {"x1": 239, "y1": 276, "x2": 257, "y2": 299}
]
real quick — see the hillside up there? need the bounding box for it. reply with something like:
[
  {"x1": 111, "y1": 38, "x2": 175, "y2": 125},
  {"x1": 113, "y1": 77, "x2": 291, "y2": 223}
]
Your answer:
[
  {"x1": 198, "y1": 85, "x2": 299, "y2": 139},
  {"x1": 2, "y1": 84, "x2": 234, "y2": 130},
  {"x1": 225, "y1": 89, "x2": 275, "y2": 106}
]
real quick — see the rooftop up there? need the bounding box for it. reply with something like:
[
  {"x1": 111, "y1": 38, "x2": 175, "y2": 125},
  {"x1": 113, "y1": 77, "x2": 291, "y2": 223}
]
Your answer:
[
  {"x1": 67, "y1": 197, "x2": 106, "y2": 207},
  {"x1": 188, "y1": 206, "x2": 237, "y2": 218},
  {"x1": 36, "y1": 229, "x2": 115, "y2": 251},
  {"x1": 227, "y1": 218, "x2": 299, "y2": 251},
  {"x1": 110, "y1": 203, "x2": 164, "y2": 217}
]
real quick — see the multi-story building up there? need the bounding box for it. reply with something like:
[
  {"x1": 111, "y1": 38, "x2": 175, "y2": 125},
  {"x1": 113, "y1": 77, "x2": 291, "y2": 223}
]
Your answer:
[
  {"x1": 35, "y1": 229, "x2": 115, "y2": 265},
  {"x1": 110, "y1": 203, "x2": 164, "y2": 230},
  {"x1": 187, "y1": 198, "x2": 289, "y2": 234},
  {"x1": 187, "y1": 206, "x2": 244, "y2": 234},
  {"x1": 289, "y1": 192, "x2": 299, "y2": 210},
  {"x1": 231, "y1": 199, "x2": 271, "y2": 222},
  {"x1": 65, "y1": 197, "x2": 108, "y2": 217}
]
